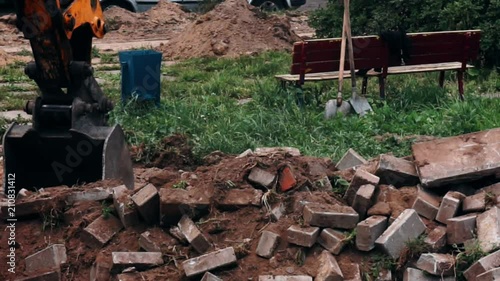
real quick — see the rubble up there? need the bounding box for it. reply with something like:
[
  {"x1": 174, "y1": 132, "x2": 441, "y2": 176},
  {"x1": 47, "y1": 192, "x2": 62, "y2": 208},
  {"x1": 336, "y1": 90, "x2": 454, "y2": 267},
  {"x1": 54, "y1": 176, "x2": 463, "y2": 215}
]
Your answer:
[
  {"x1": 463, "y1": 192, "x2": 487, "y2": 213},
  {"x1": 131, "y1": 183, "x2": 160, "y2": 224},
  {"x1": 352, "y1": 184, "x2": 376, "y2": 219},
  {"x1": 403, "y1": 268, "x2": 455, "y2": 281},
  {"x1": 315, "y1": 250, "x2": 343, "y2": 281},
  {"x1": 344, "y1": 169, "x2": 380, "y2": 205},
  {"x1": 182, "y1": 247, "x2": 237, "y2": 277},
  {"x1": 335, "y1": 148, "x2": 367, "y2": 170},
  {"x1": 317, "y1": 228, "x2": 347, "y2": 255},
  {"x1": 139, "y1": 228, "x2": 178, "y2": 253},
  {"x1": 446, "y1": 213, "x2": 478, "y2": 245},
  {"x1": 356, "y1": 215, "x2": 388, "y2": 251},
  {"x1": 259, "y1": 276, "x2": 313, "y2": 281},
  {"x1": 477, "y1": 268, "x2": 500, "y2": 280},
  {"x1": 423, "y1": 225, "x2": 447, "y2": 251},
  {"x1": 287, "y1": 225, "x2": 320, "y2": 247},
  {"x1": 66, "y1": 188, "x2": 112, "y2": 204},
  {"x1": 111, "y1": 252, "x2": 163, "y2": 273},
  {"x1": 201, "y1": 272, "x2": 223, "y2": 281},
  {"x1": 218, "y1": 188, "x2": 263, "y2": 208},
  {"x1": 14, "y1": 270, "x2": 61, "y2": 281},
  {"x1": 178, "y1": 215, "x2": 211, "y2": 253},
  {"x1": 416, "y1": 253, "x2": 455, "y2": 276},
  {"x1": 477, "y1": 206, "x2": 500, "y2": 252},
  {"x1": 279, "y1": 165, "x2": 297, "y2": 192},
  {"x1": 81, "y1": 214, "x2": 123, "y2": 248},
  {"x1": 411, "y1": 186, "x2": 441, "y2": 220},
  {"x1": 464, "y1": 249, "x2": 500, "y2": 280},
  {"x1": 159, "y1": 187, "x2": 210, "y2": 225},
  {"x1": 25, "y1": 244, "x2": 67, "y2": 274},
  {"x1": 113, "y1": 185, "x2": 140, "y2": 228},
  {"x1": 303, "y1": 203, "x2": 359, "y2": 229},
  {"x1": 436, "y1": 191, "x2": 465, "y2": 224},
  {"x1": 376, "y1": 154, "x2": 419, "y2": 186},
  {"x1": 248, "y1": 167, "x2": 276, "y2": 188},
  {"x1": 256, "y1": 231, "x2": 280, "y2": 258}
]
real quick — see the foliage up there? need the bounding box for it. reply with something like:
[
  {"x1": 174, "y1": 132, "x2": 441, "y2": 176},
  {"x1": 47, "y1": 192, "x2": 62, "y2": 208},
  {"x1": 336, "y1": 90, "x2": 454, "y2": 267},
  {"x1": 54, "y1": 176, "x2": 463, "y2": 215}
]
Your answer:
[
  {"x1": 309, "y1": 0, "x2": 500, "y2": 67},
  {"x1": 454, "y1": 239, "x2": 488, "y2": 281}
]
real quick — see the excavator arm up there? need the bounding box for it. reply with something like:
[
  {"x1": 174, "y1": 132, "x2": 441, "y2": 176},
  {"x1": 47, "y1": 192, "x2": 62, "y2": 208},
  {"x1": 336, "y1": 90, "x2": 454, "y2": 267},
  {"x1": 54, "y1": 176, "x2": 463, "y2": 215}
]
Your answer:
[{"x1": 3, "y1": 0, "x2": 134, "y2": 193}]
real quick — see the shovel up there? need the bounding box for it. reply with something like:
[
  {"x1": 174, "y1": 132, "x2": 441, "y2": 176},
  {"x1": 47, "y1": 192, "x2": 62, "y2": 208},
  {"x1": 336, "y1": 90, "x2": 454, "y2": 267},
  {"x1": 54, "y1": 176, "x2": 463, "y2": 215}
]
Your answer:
[
  {"x1": 344, "y1": 0, "x2": 372, "y2": 116},
  {"x1": 325, "y1": 4, "x2": 352, "y2": 119}
]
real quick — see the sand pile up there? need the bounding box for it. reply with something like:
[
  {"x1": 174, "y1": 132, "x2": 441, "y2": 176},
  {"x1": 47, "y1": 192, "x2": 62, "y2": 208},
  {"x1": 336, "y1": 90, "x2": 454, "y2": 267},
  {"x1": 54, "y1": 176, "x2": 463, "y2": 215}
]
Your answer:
[{"x1": 159, "y1": 0, "x2": 302, "y2": 59}]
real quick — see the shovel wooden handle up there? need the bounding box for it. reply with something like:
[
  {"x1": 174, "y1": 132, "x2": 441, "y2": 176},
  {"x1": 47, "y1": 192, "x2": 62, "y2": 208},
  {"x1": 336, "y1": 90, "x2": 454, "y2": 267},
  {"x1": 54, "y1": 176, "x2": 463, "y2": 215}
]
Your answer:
[
  {"x1": 337, "y1": 3, "x2": 348, "y2": 105},
  {"x1": 344, "y1": 0, "x2": 358, "y2": 98}
]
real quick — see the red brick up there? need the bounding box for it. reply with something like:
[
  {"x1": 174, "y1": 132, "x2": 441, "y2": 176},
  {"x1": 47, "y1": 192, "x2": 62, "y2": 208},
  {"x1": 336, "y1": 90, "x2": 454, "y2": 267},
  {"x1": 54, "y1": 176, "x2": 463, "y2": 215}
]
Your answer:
[
  {"x1": 217, "y1": 188, "x2": 263, "y2": 209},
  {"x1": 139, "y1": 228, "x2": 178, "y2": 253},
  {"x1": 279, "y1": 166, "x2": 297, "y2": 192},
  {"x1": 412, "y1": 186, "x2": 441, "y2": 220}
]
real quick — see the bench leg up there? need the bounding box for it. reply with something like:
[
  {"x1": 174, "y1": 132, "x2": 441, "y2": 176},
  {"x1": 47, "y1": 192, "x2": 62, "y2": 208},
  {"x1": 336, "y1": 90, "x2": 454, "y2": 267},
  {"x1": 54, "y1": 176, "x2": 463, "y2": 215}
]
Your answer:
[
  {"x1": 295, "y1": 82, "x2": 305, "y2": 108},
  {"x1": 439, "y1": 71, "x2": 445, "y2": 88},
  {"x1": 378, "y1": 76, "x2": 386, "y2": 100},
  {"x1": 362, "y1": 76, "x2": 368, "y2": 97},
  {"x1": 457, "y1": 70, "x2": 464, "y2": 101}
]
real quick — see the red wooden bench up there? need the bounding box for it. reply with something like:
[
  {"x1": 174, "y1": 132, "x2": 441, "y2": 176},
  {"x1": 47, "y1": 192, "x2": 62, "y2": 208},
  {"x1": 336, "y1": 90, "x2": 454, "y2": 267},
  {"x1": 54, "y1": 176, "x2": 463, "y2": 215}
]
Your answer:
[{"x1": 275, "y1": 30, "x2": 482, "y2": 100}]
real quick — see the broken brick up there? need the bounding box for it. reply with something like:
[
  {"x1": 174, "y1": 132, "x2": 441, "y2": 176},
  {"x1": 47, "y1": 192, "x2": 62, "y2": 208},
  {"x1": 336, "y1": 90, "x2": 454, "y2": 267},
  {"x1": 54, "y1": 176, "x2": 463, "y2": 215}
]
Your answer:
[
  {"x1": 248, "y1": 167, "x2": 276, "y2": 188},
  {"x1": 336, "y1": 148, "x2": 367, "y2": 170},
  {"x1": 279, "y1": 166, "x2": 297, "y2": 192},
  {"x1": 463, "y1": 192, "x2": 486, "y2": 213},
  {"x1": 315, "y1": 250, "x2": 343, "y2": 281},
  {"x1": 25, "y1": 244, "x2": 67, "y2": 274},
  {"x1": 201, "y1": 272, "x2": 223, "y2": 281},
  {"x1": 182, "y1": 247, "x2": 237, "y2": 277},
  {"x1": 412, "y1": 186, "x2": 441, "y2": 220},
  {"x1": 111, "y1": 252, "x2": 163, "y2": 273},
  {"x1": 446, "y1": 213, "x2": 477, "y2": 245},
  {"x1": 256, "y1": 230, "x2": 280, "y2": 258},
  {"x1": 317, "y1": 228, "x2": 347, "y2": 255},
  {"x1": 356, "y1": 215, "x2": 388, "y2": 252},
  {"x1": 303, "y1": 203, "x2": 359, "y2": 229},
  {"x1": 287, "y1": 225, "x2": 320, "y2": 247},
  {"x1": 81, "y1": 214, "x2": 123, "y2": 248},
  {"x1": 464, "y1": 249, "x2": 500, "y2": 281},
  {"x1": 476, "y1": 206, "x2": 500, "y2": 252},
  {"x1": 424, "y1": 226, "x2": 447, "y2": 251},
  {"x1": 352, "y1": 184, "x2": 375, "y2": 219},
  {"x1": 131, "y1": 183, "x2": 159, "y2": 224},
  {"x1": 178, "y1": 215, "x2": 211, "y2": 254},
  {"x1": 159, "y1": 187, "x2": 210, "y2": 225},
  {"x1": 436, "y1": 191, "x2": 465, "y2": 224},
  {"x1": 139, "y1": 228, "x2": 178, "y2": 253},
  {"x1": 376, "y1": 154, "x2": 419, "y2": 186},
  {"x1": 375, "y1": 209, "x2": 426, "y2": 259},
  {"x1": 344, "y1": 169, "x2": 380, "y2": 206},
  {"x1": 113, "y1": 185, "x2": 140, "y2": 228},
  {"x1": 14, "y1": 271, "x2": 61, "y2": 281},
  {"x1": 416, "y1": 253, "x2": 455, "y2": 276},
  {"x1": 217, "y1": 188, "x2": 263, "y2": 209}
]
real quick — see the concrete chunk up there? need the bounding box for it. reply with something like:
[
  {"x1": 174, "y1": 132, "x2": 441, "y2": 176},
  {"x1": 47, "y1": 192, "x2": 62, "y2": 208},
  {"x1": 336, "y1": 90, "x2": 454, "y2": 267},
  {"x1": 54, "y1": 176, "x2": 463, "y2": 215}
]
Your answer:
[
  {"x1": 412, "y1": 186, "x2": 441, "y2": 220},
  {"x1": 416, "y1": 253, "x2": 455, "y2": 276},
  {"x1": 182, "y1": 247, "x2": 237, "y2": 277},
  {"x1": 436, "y1": 191, "x2": 465, "y2": 224},
  {"x1": 303, "y1": 203, "x2": 359, "y2": 229},
  {"x1": 14, "y1": 271, "x2": 61, "y2": 281},
  {"x1": 336, "y1": 148, "x2": 367, "y2": 170},
  {"x1": 25, "y1": 244, "x2": 67, "y2": 274},
  {"x1": 477, "y1": 268, "x2": 500, "y2": 280},
  {"x1": 356, "y1": 215, "x2": 388, "y2": 252},
  {"x1": 287, "y1": 225, "x2": 320, "y2": 247},
  {"x1": 81, "y1": 214, "x2": 123, "y2": 248},
  {"x1": 477, "y1": 206, "x2": 500, "y2": 252},
  {"x1": 159, "y1": 187, "x2": 210, "y2": 225},
  {"x1": 248, "y1": 167, "x2": 276, "y2": 188},
  {"x1": 201, "y1": 272, "x2": 223, "y2": 281},
  {"x1": 375, "y1": 209, "x2": 426, "y2": 259},
  {"x1": 317, "y1": 228, "x2": 347, "y2": 255},
  {"x1": 403, "y1": 268, "x2": 455, "y2": 281},
  {"x1": 256, "y1": 231, "x2": 280, "y2": 258},
  {"x1": 463, "y1": 192, "x2": 487, "y2": 213},
  {"x1": 344, "y1": 169, "x2": 380, "y2": 205},
  {"x1": 178, "y1": 215, "x2": 211, "y2": 254},
  {"x1": 447, "y1": 213, "x2": 478, "y2": 245},
  {"x1": 315, "y1": 250, "x2": 343, "y2": 281},
  {"x1": 66, "y1": 188, "x2": 112, "y2": 204},
  {"x1": 352, "y1": 184, "x2": 376, "y2": 219},
  {"x1": 376, "y1": 154, "x2": 419, "y2": 186},
  {"x1": 131, "y1": 184, "x2": 159, "y2": 224},
  {"x1": 424, "y1": 226, "x2": 447, "y2": 251},
  {"x1": 218, "y1": 188, "x2": 263, "y2": 209},
  {"x1": 111, "y1": 252, "x2": 163, "y2": 273},
  {"x1": 113, "y1": 185, "x2": 140, "y2": 228},
  {"x1": 464, "y1": 249, "x2": 500, "y2": 281}
]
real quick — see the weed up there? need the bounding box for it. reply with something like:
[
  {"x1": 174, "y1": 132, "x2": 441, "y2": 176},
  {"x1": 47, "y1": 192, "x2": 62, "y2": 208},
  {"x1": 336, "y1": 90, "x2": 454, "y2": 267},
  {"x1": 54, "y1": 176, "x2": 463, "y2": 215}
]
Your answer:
[
  {"x1": 41, "y1": 209, "x2": 63, "y2": 231},
  {"x1": 331, "y1": 176, "x2": 350, "y2": 195},
  {"x1": 294, "y1": 248, "x2": 306, "y2": 266},
  {"x1": 173, "y1": 180, "x2": 188, "y2": 189},
  {"x1": 454, "y1": 239, "x2": 487, "y2": 280},
  {"x1": 368, "y1": 254, "x2": 397, "y2": 280},
  {"x1": 101, "y1": 202, "x2": 114, "y2": 219},
  {"x1": 92, "y1": 46, "x2": 101, "y2": 58},
  {"x1": 485, "y1": 191, "x2": 497, "y2": 206},
  {"x1": 15, "y1": 49, "x2": 32, "y2": 57},
  {"x1": 398, "y1": 235, "x2": 431, "y2": 268},
  {"x1": 342, "y1": 229, "x2": 357, "y2": 246}
]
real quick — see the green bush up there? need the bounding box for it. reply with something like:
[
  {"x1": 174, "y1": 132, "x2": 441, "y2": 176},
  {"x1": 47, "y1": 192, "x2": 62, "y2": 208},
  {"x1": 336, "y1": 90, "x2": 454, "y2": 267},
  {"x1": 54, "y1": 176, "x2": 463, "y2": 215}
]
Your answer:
[{"x1": 309, "y1": 0, "x2": 500, "y2": 67}]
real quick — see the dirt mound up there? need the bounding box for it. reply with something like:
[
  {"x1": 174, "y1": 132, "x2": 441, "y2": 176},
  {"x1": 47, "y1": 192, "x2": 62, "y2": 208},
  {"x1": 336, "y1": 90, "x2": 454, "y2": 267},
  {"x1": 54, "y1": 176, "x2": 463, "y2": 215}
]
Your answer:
[{"x1": 159, "y1": 0, "x2": 302, "y2": 59}]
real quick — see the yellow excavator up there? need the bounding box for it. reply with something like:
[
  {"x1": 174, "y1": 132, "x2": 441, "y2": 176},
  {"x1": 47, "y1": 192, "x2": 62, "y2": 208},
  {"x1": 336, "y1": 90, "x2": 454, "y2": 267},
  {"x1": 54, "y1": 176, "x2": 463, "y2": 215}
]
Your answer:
[{"x1": 3, "y1": 0, "x2": 134, "y2": 193}]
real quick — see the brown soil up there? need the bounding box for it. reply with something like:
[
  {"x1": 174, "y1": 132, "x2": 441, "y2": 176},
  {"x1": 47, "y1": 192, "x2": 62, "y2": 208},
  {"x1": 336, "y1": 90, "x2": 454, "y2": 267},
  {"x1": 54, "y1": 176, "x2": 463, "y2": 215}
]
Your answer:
[{"x1": 158, "y1": 0, "x2": 302, "y2": 59}]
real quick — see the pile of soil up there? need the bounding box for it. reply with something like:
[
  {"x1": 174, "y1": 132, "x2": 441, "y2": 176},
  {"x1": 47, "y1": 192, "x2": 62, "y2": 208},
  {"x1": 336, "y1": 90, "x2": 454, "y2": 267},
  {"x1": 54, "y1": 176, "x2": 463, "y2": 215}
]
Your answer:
[{"x1": 159, "y1": 0, "x2": 302, "y2": 59}]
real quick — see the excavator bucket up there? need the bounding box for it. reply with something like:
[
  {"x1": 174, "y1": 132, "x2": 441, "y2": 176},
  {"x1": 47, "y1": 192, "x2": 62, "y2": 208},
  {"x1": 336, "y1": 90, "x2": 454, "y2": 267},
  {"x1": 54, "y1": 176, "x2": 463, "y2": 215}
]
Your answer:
[{"x1": 3, "y1": 123, "x2": 134, "y2": 194}]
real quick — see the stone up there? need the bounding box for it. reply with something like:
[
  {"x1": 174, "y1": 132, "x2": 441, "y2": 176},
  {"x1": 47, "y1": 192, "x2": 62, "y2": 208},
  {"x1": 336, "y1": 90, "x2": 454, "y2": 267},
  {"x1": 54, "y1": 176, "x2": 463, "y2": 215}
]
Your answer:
[
  {"x1": 477, "y1": 268, "x2": 500, "y2": 280},
  {"x1": 424, "y1": 226, "x2": 447, "y2": 251},
  {"x1": 464, "y1": 250, "x2": 500, "y2": 281},
  {"x1": 113, "y1": 185, "x2": 140, "y2": 228},
  {"x1": 111, "y1": 252, "x2": 163, "y2": 273},
  {"x1": 81, "y1": 214, "x2": 123, "y2": 248},
  {"x1": 256, "y1": 231, "x2": 280, "y2": 258},
  {"x1": 286, "y1": 225, "x2": 320, "y2": 247},
  {"x1": 336, "y1": 148, "x2": 368, "y2": 170},
  {"x1": 412, "y1": 128, "x2": 500, "y2": 188},
  {"x1": 412, "y1": 186, "x2": 441, "y2": 220},
  {"x1": 376, "y1": 154, "x2": 420, "y2": 186},
  {"x1": 436, "y1": 191, "x2": 465, "y2": 224},
  {"x1": 131, "y1": 184, "x2": 159, "y2": 224},
  {"x1": 139, "y1": 228, "x2": 178, "y2": 253},
  {"x1": 416, "y1": 253, "x2": 455, "y2": 276},
  {"x1": 258, "y1": 276, "x2": 313, "y2": 281},
  {"x1": 178, "y1": 215, "x2": 211, "y2": 254},
  {"x1": 477, "y1": 206, "x2": 500, "y2": 252},
  {"x1": 182, "y1": 247, "x2": 237, "y2": 277},
  {"x1": 279, "y1": 165, "x2": 297, "y2": 192},
  {"x1": 25, "y1": 244, "x2": 67, "y2": 274},
  {"x1": 356, "y1": 215, "x2": 388, "y2": 252},
  {"x1": 14, "y1": 271, "x2": 61, "y2": 281},
  {"x1": 375, "y1": 209, "x2": 426, "y2": 259},
  {"x1": 201, "y1": 272, "x2": 223, "y2": 281},
  {"x1": 446, "y1": 213, "x2": 478, "y2": 245},
  {"x1": 66, "y1": 188, "x2": 112, "y2": 204},
  {"x1": 463, "y1": 192, "x2": 487, "y2": 213},
  {"x1": 352, "y1": 184, "x2": 376, "y2": 219},
  {"x1": 218, "y1": 188, "x2": 263, "y2": 209},
  {"x1": 315, "y1": 250, "x2": 343, "y2": 281},
  {"x1": 403, "y1": 268, "x2": 455, "y2": 281},
  {"x1": 344, "y1": 169, "x2": 380, "y2": 205},
  {"x1": 317, "y1": 228, "x2": 347, "y2": 255},
  {"x1": 248, "y1": 167, "x2": 276, "y2": 188},
  {"x1": 159, "y1": 187, "x2": 210, "y2": 225},
  {"x1": 303, "y1": 203, "x2": 359, "y2": 229}
]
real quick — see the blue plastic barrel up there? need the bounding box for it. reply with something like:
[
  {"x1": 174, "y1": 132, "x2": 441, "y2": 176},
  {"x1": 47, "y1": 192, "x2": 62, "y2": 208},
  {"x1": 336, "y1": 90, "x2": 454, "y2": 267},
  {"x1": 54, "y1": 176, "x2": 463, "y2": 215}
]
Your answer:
[{"x1": 118, "y1": 50, "x2": 162, "y2": 105}]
